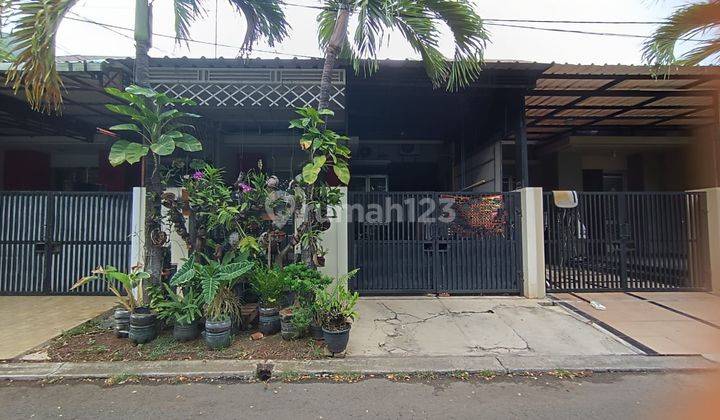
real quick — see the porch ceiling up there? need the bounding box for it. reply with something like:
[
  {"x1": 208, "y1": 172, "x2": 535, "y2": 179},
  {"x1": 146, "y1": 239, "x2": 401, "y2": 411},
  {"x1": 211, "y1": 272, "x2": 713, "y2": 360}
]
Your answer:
[{"x1": 527, "y1": 64, "x2": 720, "y2": 142}]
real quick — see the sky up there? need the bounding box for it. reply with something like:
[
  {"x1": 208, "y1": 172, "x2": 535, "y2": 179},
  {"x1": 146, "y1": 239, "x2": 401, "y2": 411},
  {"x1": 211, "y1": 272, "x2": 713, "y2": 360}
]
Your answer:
[{"x1": 53, "y1": 0, "x2": 699, "y2": 65}]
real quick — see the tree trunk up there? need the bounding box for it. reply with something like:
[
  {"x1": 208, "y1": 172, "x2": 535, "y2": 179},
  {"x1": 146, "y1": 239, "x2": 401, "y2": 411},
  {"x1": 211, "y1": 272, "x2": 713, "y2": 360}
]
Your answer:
[
  {"x1": 144, "y1": 164, "x2": 164, "y2": 285},
  {"x1": 134, "y1": 0, "x2": 163, "y2": 286},
  {"x1": 318, "y1": 2, "x2": 350, "y2": 111}
]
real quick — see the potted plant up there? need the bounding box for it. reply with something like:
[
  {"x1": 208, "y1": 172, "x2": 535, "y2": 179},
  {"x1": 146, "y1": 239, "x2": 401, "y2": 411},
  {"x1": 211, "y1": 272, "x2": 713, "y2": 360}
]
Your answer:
[
  {"x1": 308, "y1": 301, "x2": 325, "y2": 340},
  {"x1": 315, "y1": 270, "x2": 360, "y2": 354},
  {"x1": 155, "y1": 284, "x2": 203, "y2": 342},
  {"x1": 280, "y1": 263, "x2": 332, "y2": 339},
  {"x1": 71, "y1": 265, "x2": 152, "y2": 341},
  {"x1": 171, "y1": 253, "x2": 254, "y2": 349},
  {"x1": 313, "y1": 247, "x2": 328, "y2": 267},
  {"x1": 251, "y1": 267, "x2": 285, "y2": 335}
]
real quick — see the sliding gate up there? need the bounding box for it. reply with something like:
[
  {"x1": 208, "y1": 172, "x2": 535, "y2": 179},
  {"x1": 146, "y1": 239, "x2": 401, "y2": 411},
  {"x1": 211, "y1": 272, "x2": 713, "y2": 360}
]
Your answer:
[
  {"x1": 349, "y1": 192, "x2": 522, "y2": 294},
  {"x1": 544, "y1": 192, "x2": 710, "y2": 292},
  {"x1": 0, "y1": 192, "x2": 133, "y2": 295}
]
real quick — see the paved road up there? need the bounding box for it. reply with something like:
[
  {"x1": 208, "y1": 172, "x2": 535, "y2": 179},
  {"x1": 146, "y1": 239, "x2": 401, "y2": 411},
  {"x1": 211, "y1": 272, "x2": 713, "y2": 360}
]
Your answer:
[{"x1": 0, "y1": 372, "x2": 715, "y2": 419}]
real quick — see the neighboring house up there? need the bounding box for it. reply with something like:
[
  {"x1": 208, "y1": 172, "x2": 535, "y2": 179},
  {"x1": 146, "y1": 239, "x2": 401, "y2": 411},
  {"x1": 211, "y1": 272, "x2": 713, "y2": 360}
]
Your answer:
[{"x1": 0, "y1": 57, "x2": 718, "y2": 296}]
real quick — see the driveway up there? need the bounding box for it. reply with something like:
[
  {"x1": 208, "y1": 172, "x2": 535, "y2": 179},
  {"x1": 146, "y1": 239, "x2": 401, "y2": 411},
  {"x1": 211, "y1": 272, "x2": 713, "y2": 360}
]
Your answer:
[
  {"x1": 348, "y1": 297, "x2": 636, "y2": 357},
  {"x1": 552, "y1": 292, "x2": 720, "y2": 359},
  {"x1": 0, "y1": 296, "x2": 116, "y2": 360}
]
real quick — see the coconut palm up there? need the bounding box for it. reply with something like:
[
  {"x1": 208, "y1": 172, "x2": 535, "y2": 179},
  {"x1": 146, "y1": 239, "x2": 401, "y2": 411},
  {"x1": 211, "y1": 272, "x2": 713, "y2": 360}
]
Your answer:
[
  {"x1": 0, "y1": 0, "x2": 288, "y2": 112},
  {"x1": 643, "y1": 0, "x2": 720, "y2": 66},
  {"x1": 316, "y1": 0, "x2": 489, "y2": 109}
]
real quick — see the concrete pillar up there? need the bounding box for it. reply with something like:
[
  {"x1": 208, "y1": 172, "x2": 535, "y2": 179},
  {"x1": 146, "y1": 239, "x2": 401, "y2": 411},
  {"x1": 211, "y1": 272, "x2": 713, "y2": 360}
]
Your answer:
[
  {"x1": 699, "y1": 187, "x2": 720, "y2": 294},
  {"x1": 319, "y1": 187, "x2": 349, "y2": 286},
  {"x1": 519, "y1": 187, "x2": 546, "y2": 298},
  {"x1": 130, "y1": 187, "x2": 146, "y2": 270}
]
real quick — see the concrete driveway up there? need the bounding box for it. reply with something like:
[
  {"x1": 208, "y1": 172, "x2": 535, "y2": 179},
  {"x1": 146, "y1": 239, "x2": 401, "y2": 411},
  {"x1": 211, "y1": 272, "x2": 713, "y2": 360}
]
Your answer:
[
  {"x1": 552, "y1": 292, "x2": 720, "y2": 359},
  {"x1": 348, "y1": 297, "x2": 636, "y2": 357},
  {"x1": 0, "y1": 296, "x2": 116, "y2": 360}
]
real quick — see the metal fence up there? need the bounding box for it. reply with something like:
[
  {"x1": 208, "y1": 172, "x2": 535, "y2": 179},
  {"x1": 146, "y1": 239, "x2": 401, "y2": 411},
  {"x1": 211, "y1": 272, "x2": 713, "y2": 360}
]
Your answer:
[
  {"x1": 0, "y1": 191, "x2": 133, "y2": 295},
  {"x1": 348, "y1": 191, "x2": 522, "y2": 294},
  {"x1": 543, "y1": 191, "x2": 710, "y2": 292}
]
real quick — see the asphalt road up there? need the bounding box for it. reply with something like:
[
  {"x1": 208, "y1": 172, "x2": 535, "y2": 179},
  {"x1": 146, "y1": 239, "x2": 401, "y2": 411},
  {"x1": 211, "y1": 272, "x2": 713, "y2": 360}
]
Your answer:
[{"x1": 0, "y1": 372, "x2": 714, "y2": 419}]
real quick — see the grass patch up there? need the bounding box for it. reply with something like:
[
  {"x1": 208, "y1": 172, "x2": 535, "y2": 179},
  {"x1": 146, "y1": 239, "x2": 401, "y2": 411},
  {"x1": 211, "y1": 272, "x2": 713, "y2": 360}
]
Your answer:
[
  {"x1": 104, "y1": 373, "x2": 141, "y2": 386},
  {"x1": 77, "y1": 344, "x2": 110, "y2": 355},
  {"x1": 143, "y1": 335, "x2": 183, "y2": 360},
  {"x1": 278, "y1": 370, "x2": 304, "y2": 382},
  {"x1": 476, "y1": 370, "x2": 498, "y2": 380},
  {"x1": 449, "y1": 370, "x2": 470, "y2": 381},
  {"x1": 61, "y1": 319, "x2": 104, "y2": 338}
]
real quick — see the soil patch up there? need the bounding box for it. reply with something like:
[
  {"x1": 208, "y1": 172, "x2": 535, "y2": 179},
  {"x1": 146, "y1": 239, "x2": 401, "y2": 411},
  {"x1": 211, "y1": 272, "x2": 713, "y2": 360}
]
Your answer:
[{"x1": 40, "y1": 315, "x2": 326, "y2": 363}]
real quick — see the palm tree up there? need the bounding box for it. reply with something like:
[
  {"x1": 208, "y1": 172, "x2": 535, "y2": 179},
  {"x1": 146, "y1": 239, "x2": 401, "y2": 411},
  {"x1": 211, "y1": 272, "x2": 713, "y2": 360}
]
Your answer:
[
  {"x1": 643, "y1": 0, "x2": 720, "y2": 67},
  {"x1": 1, "y1": 0, "x2": 488, "y2": 276},
  {"x1": 0, "y1": 0, "x2": 288, "y2": 286},
  {"x1": 316, "y1": 0, "x2": 488, "y2": 109},
  {"x1": 1, "y1": 0, "x2": 288, "y2": 111}
]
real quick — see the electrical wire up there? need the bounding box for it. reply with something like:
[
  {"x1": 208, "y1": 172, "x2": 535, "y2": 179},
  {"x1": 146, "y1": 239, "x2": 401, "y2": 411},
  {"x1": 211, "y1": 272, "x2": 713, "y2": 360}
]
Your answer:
[{"x1": 63, "y1": 13, "x2": 323, "y2": 59}]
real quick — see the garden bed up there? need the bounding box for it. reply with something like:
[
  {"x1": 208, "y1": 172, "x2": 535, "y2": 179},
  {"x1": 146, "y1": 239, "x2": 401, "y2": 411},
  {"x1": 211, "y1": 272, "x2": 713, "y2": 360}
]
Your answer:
[{"x1": 41, "y1": 314, "x2": 326, "y2": 363}]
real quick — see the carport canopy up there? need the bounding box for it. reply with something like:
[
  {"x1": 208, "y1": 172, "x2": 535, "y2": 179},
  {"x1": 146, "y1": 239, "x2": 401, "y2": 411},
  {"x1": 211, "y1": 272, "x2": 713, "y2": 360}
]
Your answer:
[{"x1": 526, "y1": 63, "x2": 720, "y2": 143}]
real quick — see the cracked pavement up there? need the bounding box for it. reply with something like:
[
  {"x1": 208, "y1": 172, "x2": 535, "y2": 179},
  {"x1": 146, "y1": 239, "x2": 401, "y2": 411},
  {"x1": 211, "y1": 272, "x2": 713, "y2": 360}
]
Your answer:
[{"x1": 347, "y1": 297, "x2": 636, "y2": 357}]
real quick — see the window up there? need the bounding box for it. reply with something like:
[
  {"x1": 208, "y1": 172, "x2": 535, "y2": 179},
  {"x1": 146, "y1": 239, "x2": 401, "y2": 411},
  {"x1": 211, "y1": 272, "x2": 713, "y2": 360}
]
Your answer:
[{"x1": 349, "y1": 175, "x2": 389, "y2": 192}]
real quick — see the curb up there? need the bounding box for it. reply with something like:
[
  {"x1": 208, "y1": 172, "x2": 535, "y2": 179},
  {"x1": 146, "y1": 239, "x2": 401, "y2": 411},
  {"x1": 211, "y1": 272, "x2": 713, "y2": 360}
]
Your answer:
[{"x1": 0, "y1": 355, "x2": 717, "y2": 381}]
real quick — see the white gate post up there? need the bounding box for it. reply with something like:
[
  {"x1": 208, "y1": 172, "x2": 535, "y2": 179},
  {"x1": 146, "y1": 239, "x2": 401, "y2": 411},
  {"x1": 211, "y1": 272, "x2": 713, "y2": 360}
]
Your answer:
[
  {"x1": 519, "y1": 187, "x2": 546, "y2": 298},
  {"x1": 318, "y1": 187, "x2": 349, "y2": 286},
  {"x1": 130, "y1": 187, "x2": 146, "y2": 271},
  {"x1": 695, "y1": 187, "x2": 720, "y2": 294}
]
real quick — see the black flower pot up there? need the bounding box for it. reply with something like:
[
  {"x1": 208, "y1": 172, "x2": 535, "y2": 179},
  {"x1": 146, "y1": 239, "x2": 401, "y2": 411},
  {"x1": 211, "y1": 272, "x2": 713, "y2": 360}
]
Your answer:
[
  {"x1": 129, "y1": 310, "x2": 157, "y2": 344},
  {"x1": 205, "y1": 319, "x2": 232, "y2": 349},
  {"x1": 309, "y1": 321, "x2": 324, "y2": 340},
  {"x1": 259, "y1": 306, "x2": 281, "y2": 335},
  {"x1": 322, "y1": 325, "x2": 351, "y2": 354},
  {"x1": 173, "y1": 322, "x2": 199, "y2": 342},
  {"x1": 113, "y1": 309, "x2": 130, "y2": 338}
]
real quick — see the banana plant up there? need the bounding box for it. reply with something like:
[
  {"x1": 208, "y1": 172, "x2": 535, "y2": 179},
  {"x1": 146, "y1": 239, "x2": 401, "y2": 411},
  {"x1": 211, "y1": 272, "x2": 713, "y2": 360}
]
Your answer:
[{"x1": 71, "y1": 265, "x2": 151, "y2": 312}]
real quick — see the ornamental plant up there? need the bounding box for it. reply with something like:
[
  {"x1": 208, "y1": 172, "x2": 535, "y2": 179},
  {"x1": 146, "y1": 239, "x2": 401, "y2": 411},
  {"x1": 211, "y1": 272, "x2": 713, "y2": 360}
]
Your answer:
[
  {"x1": 171, "y1": 252, "x2": 254, "y2": 321},
  {"x1": 315, "y1": 270, "x2": 360, "y2": 331},
  {"x1": 289, "y1": 106, "x2": 350, "y2": 266},
  {"x1": 103, "y1": 85, "x2": 203, "y2": 285},
  {"x1": 154, "y1": 284, "x2": 203, "y2": 326},
  {"x1": 71, "y1": 265, "x2": 151, "y2": 312}
]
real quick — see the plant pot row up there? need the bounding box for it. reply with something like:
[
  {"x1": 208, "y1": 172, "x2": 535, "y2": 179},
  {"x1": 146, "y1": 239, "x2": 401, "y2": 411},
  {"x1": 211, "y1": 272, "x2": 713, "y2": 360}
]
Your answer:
[{"x1": 114, "y1": 305, "x2": 352, "y2": 354}]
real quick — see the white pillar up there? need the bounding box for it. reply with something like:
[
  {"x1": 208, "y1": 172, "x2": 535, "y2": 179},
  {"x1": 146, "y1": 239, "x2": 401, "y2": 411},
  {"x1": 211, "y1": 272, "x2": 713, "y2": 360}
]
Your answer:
[
  {"x1": 697, "y1": 188, "x2": 720, "y2": 294},
  {"x1": 130, "y1": 187, "x2": 145, "y2": 270},
  {"x1": 519, "y1": 187, "x2": 546, "y2": 298},
  {"x1": 319, "y1": 187, "x2": 349, "y2": 286}
]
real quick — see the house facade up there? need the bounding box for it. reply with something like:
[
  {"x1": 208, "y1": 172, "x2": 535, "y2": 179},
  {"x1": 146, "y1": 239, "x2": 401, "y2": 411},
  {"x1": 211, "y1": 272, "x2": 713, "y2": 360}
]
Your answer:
[{"x1": 0, "y1": 57, "x2": 718, "y2": 296}]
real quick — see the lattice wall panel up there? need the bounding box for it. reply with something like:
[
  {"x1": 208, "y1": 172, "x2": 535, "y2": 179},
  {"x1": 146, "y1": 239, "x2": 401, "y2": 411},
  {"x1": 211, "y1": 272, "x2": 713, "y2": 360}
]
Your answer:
[{"x1": 152, "y1": 83, "x2": 345, "y2": 109}]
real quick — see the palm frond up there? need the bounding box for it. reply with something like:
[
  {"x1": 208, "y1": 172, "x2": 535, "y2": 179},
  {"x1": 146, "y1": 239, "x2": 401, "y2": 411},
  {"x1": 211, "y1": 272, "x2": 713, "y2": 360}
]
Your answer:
[
  {"x1": 643, "y1": 0, "x2": 720, "y2": 67},
  {"x1": 422, "y1": 0, "x2": 488, "y2": 90},
  {"x1": 3, "y1": 0, "x2": 79, "y2": 113},
  {"x1": 227, "y1": 0, "x2": 290, "y2": 51},
  {"x1": 391, "y1": 1, "x2": 448, "y2": 87},
  {"x1": 324, "y1": 0, "x2": 487, "y2": 90},
  {"x1": 173, "y1": 0, "x2": 205, "y2": 45}
]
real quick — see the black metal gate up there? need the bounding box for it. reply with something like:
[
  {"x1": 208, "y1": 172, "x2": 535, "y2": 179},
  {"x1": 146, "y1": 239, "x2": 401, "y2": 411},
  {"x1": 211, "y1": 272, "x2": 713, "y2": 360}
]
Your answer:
[
  {"x1": 0, "y1": 191, "x2": 133, "y2": 295},
  {"x1": 349, "y1": 192, "x2": 522, "y2": 294},
  {"x1": 543, "y1": 191, "x2": 710, "y2": 292}
]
